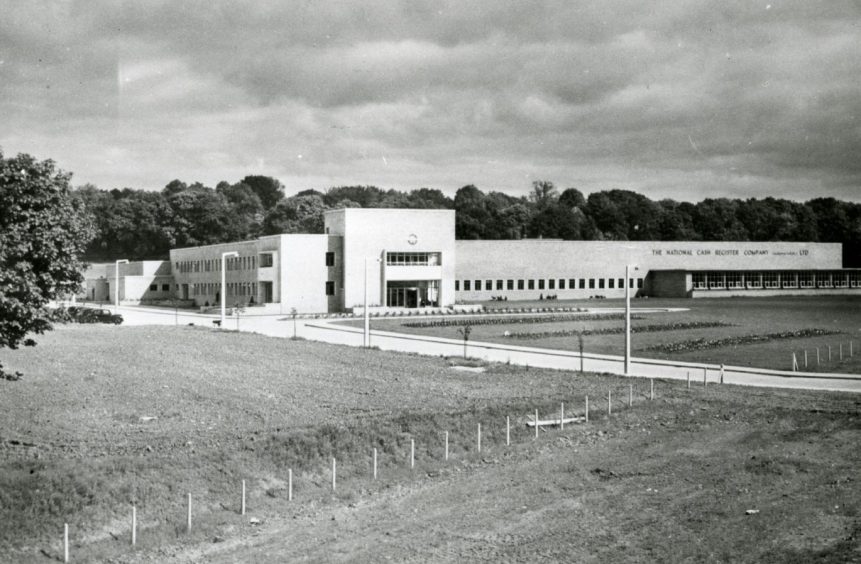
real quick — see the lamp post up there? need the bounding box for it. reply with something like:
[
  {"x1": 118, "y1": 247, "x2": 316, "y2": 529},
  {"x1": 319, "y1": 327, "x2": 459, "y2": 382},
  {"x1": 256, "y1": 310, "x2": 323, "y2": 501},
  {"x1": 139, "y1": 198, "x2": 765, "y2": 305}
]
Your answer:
[
  {"x1": 624, "y1": 264, "x2": 639, "y2": 375},
  {"x1": 363, "y1": 256, "x2": 381, "y2": 348},
  {"x1": 221, "y1": 251, "x2": 239, "y2": 328},
  {"x1": 114, "y1": 259, "x2": 129, "y2": 313}
]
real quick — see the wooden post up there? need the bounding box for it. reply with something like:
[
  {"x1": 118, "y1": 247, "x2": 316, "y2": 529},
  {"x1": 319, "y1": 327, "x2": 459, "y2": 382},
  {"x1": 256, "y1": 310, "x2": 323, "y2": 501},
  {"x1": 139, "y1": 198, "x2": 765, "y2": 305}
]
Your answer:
[
  {"x1": 332, "y1": 458, "x2": 336, "y2": 491},
  {"x1": 608, "y1": 389, "x2": 612, "y2": 416},
  {"x1": 840, "y1": 343, "x2": 843, "y2": 360},
  {"x1": 534, "y1": 409, "x2": 539, "y2": 439},
  {"x1": 650, "y1": 379, "x2": 655, "y2": 400},
  {"x1": 687, "y1": 371, "x2": 690, "y2": 389},
  {"x1": 792, "y1": 352, "x2": 798, "y2": 371},
  {"x1": 817, "y1": 347, "x2": 820, "y2": 365},
  {"x1": 288, "y1": 469, "x2": 293, "y2": 501},
  {"x1": 477, "y1": 424, "x2": 481, "y2": 453},
  {"x1": 804, "y1": 350, "x2": 808, "y2": 368},
  {"x1": 410, "y1": 439, "x2": 415, "y2": 468},
  {"x1": 445, "y1": 431, "x2": 449, "y2": 461},
  {"x1": 703, "y1": 367, "x2": 708, "y2": 386},
  {"x1": 828, "y1": 345, "x2": 832, "y2": 361},
  {"x1": 64, "y1": 523, "x2": 69, "y2": 563},
  {"x1": 241, "y1": 480, "x2": 246, "y2": 515},
  {"x1": 560, "y1": 403, "x2": 565, "y2": 430},
  {"x1": 132, "y1": 504, "x2": 137, "y2": 546},
  {"x1": 373, "y1": 449, "x2": 377, "y2": 480},
  {"x1": 506, "y1": 416, "x2": 510, "y2": 446},
  {"x1": 187, "y1": 493, "x2": 192, "y2": 532},
  {"x1": 850, "y1": 341, "x2": 854, "y2": 357},
  {"x1": 719, "y1": 364, "x2": 724, "y2": 384},
  {"x1": 585, "y1": 396, "x2": 589, "y2": 422},
  {"x1": 628, "y1": 385, "x2": 633, "y2": 407}
]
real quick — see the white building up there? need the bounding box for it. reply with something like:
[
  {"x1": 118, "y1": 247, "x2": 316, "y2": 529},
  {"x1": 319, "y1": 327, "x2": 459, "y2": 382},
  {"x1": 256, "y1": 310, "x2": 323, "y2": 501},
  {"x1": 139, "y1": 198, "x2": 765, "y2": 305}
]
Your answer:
[{"x1": 102, "y1": 208, "x2": 859, "y2": 313}]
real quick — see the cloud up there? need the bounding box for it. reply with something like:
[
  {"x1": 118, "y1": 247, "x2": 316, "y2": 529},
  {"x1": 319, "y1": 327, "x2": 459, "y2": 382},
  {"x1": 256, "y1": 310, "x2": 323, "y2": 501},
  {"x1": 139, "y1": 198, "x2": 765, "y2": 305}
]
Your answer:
[{"x1": 0, "y1": 0, "x2": 858, "y2": 201}]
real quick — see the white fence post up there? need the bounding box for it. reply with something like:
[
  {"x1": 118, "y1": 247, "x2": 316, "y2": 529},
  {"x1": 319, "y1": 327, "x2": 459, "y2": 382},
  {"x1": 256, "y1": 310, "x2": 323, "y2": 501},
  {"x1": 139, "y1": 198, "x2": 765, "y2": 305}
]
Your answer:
[
  {"x1": 585, "y1": 396, "x2": 589, "y2": 422},
  {"x1": 64, "y1": 523, "x2": 69, "y2": 563},
  {"x1": 373, "y1": 449, "x2": 377, "y2": 480},
  {"x1": 131, "y1": 504, "x2": 136, "y2": 546},
  {"x1": 445, "y1": 431, "x2": 449, "y2": 461},
  {"x1": 332, "y1": 458, "x2": 337, "y2": 491},
  {"x1": 187, "y1": 493, "x2": 192, "y2": 532},
  {"x1": 560, "y1": 403, "x2": 565, "y2": 430},
  {"x1": 241, "y1": 480, "x2": 246, "y2": 515},
  {"x1": 506, "y1": 416, "x2": 510, "y2": 446},
  {"x1": 288, "y1": 469, "x2": 293, "y2": 501},
  {"x1": 477, "y1": 424, "x2": 481, "y2": 453},
  {"x1": 411, "y1": 439, "x2": 415, "y2": 468},
  {"x1": 534, "y1": 409, "x2": 539, "y2": 439}
]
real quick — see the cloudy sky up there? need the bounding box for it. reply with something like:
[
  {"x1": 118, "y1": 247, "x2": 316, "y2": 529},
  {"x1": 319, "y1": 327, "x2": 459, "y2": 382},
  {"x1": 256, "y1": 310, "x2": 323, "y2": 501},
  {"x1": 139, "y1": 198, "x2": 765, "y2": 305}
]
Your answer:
[{"x1": 1, "y1": 1, "x2": 859, "y2": 202}]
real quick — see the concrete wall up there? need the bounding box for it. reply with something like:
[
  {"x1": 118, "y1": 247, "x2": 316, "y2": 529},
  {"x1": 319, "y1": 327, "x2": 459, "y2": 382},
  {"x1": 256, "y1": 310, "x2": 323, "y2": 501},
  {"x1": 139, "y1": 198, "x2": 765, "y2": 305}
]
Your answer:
[
  {"x1": 326, "y1": 208, "x2": 456, "y2": 309},
  {"x1": 455, "y1": 240, "x2": 843, "y2": 301},
  {"x1": 103, "y1": 261, "x2": 172, "y2": 303},
  {"x1": 278, "y1": 234, "x2": 343, "y2": 314}
]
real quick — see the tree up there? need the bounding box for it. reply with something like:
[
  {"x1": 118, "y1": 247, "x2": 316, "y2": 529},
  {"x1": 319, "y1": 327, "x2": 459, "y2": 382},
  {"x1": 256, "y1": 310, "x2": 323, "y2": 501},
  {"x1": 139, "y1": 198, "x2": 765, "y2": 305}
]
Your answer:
[
  {"x1": 1, "y1": 152, "x2": 95, "y2": 380},
  {"x1": 240, "y1": 175, "x2": 284, "y2": 210},
  {"x1": 529, "y1": 180, "x2": 558, "y2": 209}
]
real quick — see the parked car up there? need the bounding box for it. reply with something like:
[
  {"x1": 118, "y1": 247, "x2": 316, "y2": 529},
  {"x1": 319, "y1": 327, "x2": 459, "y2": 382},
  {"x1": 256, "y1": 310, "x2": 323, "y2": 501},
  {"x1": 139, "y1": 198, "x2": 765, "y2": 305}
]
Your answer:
[{"x1": 77, "y1": 308, "x2": 123, "y2": 325}]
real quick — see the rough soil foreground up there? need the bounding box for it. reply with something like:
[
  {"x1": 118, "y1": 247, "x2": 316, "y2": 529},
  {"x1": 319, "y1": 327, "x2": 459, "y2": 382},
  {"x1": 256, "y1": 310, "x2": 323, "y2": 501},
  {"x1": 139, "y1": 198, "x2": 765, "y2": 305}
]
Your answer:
[
  {"x1": 138, "y1": 397, "x2": 861, "y2": 564},
  {"x1": 1, "y1": 325, "x2": 860, "y2": 563}
]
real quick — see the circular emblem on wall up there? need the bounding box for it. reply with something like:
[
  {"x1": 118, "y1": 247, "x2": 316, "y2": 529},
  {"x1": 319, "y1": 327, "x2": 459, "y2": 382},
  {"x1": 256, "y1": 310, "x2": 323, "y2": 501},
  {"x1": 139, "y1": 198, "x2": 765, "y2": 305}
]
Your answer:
[{"x1": 407, "y1": 233, "x2": 418, "y2": 245}]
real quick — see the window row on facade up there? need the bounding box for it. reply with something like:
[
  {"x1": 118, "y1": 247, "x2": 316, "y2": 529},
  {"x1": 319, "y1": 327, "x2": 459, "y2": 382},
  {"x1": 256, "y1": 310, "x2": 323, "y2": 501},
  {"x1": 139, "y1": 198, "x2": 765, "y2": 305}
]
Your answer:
[
  {"x1": 148, "y1": 283, "x2": 171, "y2": 292},
  {"x1": 692, "y1": 270, "x2": 861, "y2": 290},
  {"x1": 455, "y1": 277, "x2": 644, "y2": 292},
  {"x1": 386, "y1": 252, "x2": 441, "y2": 266},
  {"x1": 175, "y1": 252, "x2": 336, "y2": 274}
]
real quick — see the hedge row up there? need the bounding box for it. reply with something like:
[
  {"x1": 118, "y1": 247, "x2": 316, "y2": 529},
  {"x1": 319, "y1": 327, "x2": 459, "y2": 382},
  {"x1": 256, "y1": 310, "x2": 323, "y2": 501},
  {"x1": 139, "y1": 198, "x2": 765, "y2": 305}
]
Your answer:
[
  {"x1": 644, "y1": 328, "x2": 842, "y2": 353},
  {"x1": 401, "y1": 312, "x2": 643, "y2": 328},
  {"x1": 502, "y1": 321, "x2": 734, "y2": 340}
]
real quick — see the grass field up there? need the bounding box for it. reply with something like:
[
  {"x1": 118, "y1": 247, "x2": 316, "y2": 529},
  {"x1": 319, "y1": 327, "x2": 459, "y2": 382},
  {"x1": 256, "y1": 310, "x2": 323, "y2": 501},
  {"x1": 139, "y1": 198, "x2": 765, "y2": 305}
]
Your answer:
[
  {"x1": 1, "y1": 324, "x2": 859, "y2": 562},
  {"x1": 367, "y1": 296, "x2": 861, "y2": 373}
]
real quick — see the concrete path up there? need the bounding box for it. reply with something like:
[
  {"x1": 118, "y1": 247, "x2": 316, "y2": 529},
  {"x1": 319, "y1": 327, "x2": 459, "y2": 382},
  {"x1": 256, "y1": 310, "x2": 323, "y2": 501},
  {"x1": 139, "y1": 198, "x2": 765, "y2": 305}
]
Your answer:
[{"x1": 104, "y1": 304, "x2": 861, "y2": 393}]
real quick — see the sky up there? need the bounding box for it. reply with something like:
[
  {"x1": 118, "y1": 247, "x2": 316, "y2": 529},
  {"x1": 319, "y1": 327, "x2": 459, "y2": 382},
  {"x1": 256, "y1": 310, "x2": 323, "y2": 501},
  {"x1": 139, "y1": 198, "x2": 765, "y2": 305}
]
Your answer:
[{"x1": 1, "y1": 1, "x2": 859, "y2": 202}]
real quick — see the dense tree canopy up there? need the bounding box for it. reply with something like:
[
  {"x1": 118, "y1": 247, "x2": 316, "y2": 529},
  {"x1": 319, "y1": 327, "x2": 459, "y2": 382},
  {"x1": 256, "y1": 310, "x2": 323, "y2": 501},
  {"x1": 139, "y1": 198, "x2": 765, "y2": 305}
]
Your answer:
[
  {"x1": 75, "y1": 176, "x2": 861, "y2": 267},
  {"x1": 1, "y1": 152, "x2": 95, "y2": 379}
]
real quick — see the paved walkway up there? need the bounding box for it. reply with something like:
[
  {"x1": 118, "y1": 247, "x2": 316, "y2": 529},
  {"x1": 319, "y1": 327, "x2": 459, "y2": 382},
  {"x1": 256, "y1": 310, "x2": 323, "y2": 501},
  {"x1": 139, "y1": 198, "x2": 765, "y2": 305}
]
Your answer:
[{"x1": 106, "y1": 304, "x2": 861, "y2": 393}]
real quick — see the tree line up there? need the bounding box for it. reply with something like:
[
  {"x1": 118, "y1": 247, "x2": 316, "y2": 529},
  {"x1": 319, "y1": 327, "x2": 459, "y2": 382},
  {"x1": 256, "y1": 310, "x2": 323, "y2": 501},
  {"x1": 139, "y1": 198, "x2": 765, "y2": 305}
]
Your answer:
[{"x1": 74, "y1": 178, "x2": 861, "y2": 266}]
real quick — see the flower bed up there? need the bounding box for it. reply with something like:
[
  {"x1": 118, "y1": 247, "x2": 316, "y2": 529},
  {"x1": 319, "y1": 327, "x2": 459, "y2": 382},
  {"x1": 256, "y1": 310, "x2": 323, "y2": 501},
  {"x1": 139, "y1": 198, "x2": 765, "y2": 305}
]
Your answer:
[
  {"x1": 644, "y1": 328, "x2": 842, "y2": 353},
  {"x1": 502, "y1": 321, "x2": 734, "y2": 340},
  {"x1": 401, "y1": 312, "x2": 642, "y2": 328}
]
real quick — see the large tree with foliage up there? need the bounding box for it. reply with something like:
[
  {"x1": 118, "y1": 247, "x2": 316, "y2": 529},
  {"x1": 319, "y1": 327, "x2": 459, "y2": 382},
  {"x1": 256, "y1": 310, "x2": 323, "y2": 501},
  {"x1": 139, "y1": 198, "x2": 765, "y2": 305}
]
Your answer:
[{"x1": 0, "y1": 152, "x2": 95, "y2": 380}]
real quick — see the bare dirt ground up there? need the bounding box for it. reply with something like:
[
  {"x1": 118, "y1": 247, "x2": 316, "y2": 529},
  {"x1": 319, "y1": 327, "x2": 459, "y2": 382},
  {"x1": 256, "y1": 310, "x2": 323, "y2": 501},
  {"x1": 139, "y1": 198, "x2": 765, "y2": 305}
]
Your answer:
[{"x1": 1, "y1": 325, "x2": 860, "y2": 563}]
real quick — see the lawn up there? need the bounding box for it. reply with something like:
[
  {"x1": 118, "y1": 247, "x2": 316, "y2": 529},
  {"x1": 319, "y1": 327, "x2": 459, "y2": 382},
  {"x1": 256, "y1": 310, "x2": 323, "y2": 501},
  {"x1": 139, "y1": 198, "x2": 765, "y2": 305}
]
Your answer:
[
  {"x1": 0, "y1": 323, "x2": 859, "y2": 562},
  {"x1": 366, "y1": 296, "x2": 861, "y2": 373}
]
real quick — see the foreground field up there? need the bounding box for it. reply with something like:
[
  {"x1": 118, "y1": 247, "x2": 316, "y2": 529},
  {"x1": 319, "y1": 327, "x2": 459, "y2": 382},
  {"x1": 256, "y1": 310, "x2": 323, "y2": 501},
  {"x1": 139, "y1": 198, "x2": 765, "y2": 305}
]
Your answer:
[
  {"x1": 370, "y1": 296, "x2": 861, "y2": 373},
  {"x1": 1, "y1": 325, "x2": 859, "y2": 562}
]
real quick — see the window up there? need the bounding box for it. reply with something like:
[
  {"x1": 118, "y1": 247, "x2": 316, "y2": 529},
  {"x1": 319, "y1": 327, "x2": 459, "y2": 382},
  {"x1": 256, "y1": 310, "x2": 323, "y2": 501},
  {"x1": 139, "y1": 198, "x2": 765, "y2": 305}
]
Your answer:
[
  {"x1": 548, "y1": 279, "x2": 555, "y2": 290},
  {"x1": 763, "y1": 272, "x2": 779, "y2": 288},
  {"x1": 507, "y1": 280, "x2": 514, "y2": 290},
  {"x1": 608, "y1": 278, "x2": 615, "y2": 289},
  {"x1": 598, "y1": 278, "x2": 605, "y2": 289},
  {"x1": 637, "y1": 278, "x2": 644, "y2": 289},
  {"x1": 161, "y1": 283, "x2": 170, "y2": 291},
  {"x1": 589, "y1": 279, "x2": 595, "y2": 289},
  {"x1": 693, "y1": 273, "x2": 707, "y2": 289},
  {"x1": 455, "y1": 280, "x2": 460, "y2": 291},
  {"x1": 518, "y1": 279, "x2": 525, "y2": 290},
  {"x1": 559, "y1": 279, "x2": 565, "y2": 290},
  {"x1": 538, "y1": 279, "x2": 545, "y2": 290},
  {"x1": 485, "y1": 280, "x2": 493, "y2": 291},
  {"x1": 475, "y1": 280, "x2": 481, "y2": 291},
  {"x1": 325, "y1": 252, "x2": 335, "y2": 267},
  {"x1": 325, "y1": 281, "x2": 335, "y2": 295},
  {"x1": 149, "y1": 284, "x2": 157, "y2": 291},
  {"x1": 799, "y1": 272, "x2": 814, "y2": 288},
  {"x1": 727, "y1": 272, "x2": 743, "y2": 288},
  {"x1": 464, "y1": 280, "x2": 471, "y2": 291},
  {"x1": 745, "y1": 273, "x2": 762, "y2": 289},
  {"x1": 816, "y1": 272, "x2": 833, "y2": 288},
  {"x1": 386, "y1": 252, "x2": 441, "y2": 266},
  {"x1": 259, "y1": 253, "x2": 274, "y2": 268},
  {"x1": 850, "y1": 271, "x2": 861, "y2": 288},
  {"x1": 781, "y1": 271, "x2": 798, "y2": 288},
  {"x1": 618, "y1": 278, "x2": 624, "y2": 288},
  {"x1": 579, "y1": 279, "x2": 586, "y2": 289},
  {"x1": 528, "y1": 280, "x2": 535, "y2": 290},
  {"x1": 496, "y1": 279, "x2": 503, "y2": 290}
]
